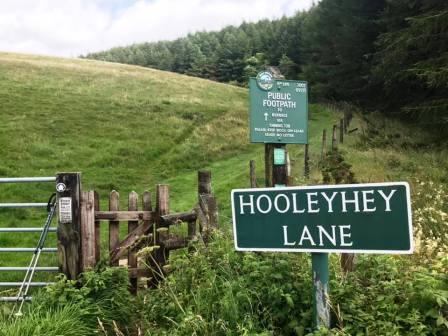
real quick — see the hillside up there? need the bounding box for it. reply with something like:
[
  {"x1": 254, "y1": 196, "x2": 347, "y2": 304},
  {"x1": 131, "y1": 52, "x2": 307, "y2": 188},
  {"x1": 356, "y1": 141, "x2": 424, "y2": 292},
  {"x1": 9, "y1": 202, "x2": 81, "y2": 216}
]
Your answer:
[
  {"x1": 0, "y1": 53, "x2": 446, "y2": 335},
  {"x1": 0, "y1": 52, "x2": 339, "y2": 282},
  {"x1": 0, "y1": 52, "x2": 343, "y2": 211}
]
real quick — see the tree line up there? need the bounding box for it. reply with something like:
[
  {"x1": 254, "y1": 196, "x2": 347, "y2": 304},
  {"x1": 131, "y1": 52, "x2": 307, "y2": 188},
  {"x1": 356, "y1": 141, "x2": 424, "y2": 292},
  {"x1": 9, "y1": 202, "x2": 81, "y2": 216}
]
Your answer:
[{"x1": 85, "y1": 0, "x2": 447, "y2": 134}]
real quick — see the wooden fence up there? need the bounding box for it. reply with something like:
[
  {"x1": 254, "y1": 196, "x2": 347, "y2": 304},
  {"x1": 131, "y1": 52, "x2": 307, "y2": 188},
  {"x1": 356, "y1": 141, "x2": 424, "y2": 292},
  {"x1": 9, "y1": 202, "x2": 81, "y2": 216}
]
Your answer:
[{"x1": 57, "y1": 170, "x2": 218, "y2": 294}]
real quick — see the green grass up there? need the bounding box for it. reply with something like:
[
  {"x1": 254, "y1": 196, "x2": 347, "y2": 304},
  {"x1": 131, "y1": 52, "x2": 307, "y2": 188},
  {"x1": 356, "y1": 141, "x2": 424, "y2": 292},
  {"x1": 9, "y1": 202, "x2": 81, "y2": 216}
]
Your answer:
[
  {"x1": 0, "y1": 53, "x2": 447, "y2": 334},
  {"x1": 0, "y1": 53, "x2": 342, "y2": 292}
]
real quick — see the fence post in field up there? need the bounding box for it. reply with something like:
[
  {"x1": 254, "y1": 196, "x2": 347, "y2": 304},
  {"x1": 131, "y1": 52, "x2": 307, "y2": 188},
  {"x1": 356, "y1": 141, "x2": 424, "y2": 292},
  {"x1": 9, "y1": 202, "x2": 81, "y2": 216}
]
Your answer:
[
  {"x1": 304, "y1": 144, "x2": 310, "y2": 179},
  {"x1": 250, "y1": 160, "x2": 257, "y2": 188},
  {"x1": 197, "y1": 170, "x2": 218, "y2": 244},
  {"x1": 332, "y1": 125, "x2": 337, "y2": 151},
  {"x1": 344, "y1": 111, "x2": 348, "y2": 134},
  {"x1": 56, "y1": 172, "x2": 82, "y2": 280},
  {"x1": 320, "y1": 129, "x2": 327, "y2": 165},
  {"x1": 198, "y1": 171, "x2": 212, "y2": 243},
  {"x1": 340, "y1": 118, "x2": 344, "y2": 144}
]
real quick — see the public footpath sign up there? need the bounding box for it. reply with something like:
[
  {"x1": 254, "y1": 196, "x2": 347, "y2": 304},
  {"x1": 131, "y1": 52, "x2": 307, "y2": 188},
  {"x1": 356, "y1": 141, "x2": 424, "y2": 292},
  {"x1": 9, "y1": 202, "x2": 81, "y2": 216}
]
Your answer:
[
  {"x1": 232, "y1": 182, "x2": 413, "y2": 253},
  {"x1": 249, "y1": 72, "x2": 308, "y2": 144}
]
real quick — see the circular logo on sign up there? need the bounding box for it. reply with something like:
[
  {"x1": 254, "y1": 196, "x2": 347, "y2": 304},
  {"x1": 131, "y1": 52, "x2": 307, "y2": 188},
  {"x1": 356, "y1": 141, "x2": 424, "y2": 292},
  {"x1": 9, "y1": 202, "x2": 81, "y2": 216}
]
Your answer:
[
  {"x1": 256, "y1": 71, "x2": 274, "y2": 91},
  {"x1": 56, "y1": 183, "x2": 66, "y2": 193}
]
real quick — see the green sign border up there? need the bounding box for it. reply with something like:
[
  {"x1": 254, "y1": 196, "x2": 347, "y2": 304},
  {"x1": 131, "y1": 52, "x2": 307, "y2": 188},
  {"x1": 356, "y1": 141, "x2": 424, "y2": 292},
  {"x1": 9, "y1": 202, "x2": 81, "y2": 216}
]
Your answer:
[{"x1": 231, "y1": 182, "x2": 413, "y2": 254}]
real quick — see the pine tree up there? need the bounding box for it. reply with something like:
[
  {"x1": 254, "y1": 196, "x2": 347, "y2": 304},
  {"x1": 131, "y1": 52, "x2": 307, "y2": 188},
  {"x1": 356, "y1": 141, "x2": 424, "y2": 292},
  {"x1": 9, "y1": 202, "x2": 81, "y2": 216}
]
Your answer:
[{"x1": 372, "y1": 0, "x2": 448, "y2": 131}]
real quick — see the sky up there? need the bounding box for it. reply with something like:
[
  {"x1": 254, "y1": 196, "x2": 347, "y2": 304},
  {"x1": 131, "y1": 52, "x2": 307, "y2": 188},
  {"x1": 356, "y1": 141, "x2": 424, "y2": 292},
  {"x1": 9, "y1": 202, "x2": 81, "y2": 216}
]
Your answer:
[{"x1": 0, "y1": 0, "x2": 315, "y2": 58}]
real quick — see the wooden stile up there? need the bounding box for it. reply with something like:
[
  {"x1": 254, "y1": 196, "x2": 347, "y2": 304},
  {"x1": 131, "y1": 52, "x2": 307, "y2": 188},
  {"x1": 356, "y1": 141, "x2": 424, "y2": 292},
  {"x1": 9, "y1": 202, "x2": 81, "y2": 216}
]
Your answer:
[
  {"x1": 60, "y1": 170, "x2": 213, "y2": 292},
  {"x1": 109, "y1": 190, "x2": 120, "y2": 267}
]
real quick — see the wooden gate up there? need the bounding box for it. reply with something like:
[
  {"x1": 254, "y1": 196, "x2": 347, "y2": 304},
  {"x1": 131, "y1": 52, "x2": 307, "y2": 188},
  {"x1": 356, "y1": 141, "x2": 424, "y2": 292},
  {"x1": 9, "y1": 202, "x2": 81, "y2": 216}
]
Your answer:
[{"x1": 57, "y1": 171, "x2": 218, "y2": 294}]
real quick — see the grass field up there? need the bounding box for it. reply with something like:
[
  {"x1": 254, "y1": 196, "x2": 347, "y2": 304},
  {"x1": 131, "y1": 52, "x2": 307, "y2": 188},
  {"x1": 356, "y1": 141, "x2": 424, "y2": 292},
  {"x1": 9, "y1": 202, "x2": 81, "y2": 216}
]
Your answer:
[
  {"x1": 0, "y1": 53, "x2": 446, "y2": 334},
  {"x1": 0, "y1": 52, "x2": 341, "y2": 290}
]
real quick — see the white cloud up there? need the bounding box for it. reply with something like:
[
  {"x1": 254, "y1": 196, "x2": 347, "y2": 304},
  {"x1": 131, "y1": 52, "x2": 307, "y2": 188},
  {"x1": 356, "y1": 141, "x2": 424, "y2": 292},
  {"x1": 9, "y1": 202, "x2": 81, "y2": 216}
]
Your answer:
[{"x1": 0, "y1": 0, "x2": 314, "y2": 57}]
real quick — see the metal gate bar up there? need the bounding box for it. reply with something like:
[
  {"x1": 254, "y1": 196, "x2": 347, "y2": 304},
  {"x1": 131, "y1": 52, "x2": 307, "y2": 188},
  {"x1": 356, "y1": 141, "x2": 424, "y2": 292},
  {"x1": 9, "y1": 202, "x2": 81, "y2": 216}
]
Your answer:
[
  {"x1": 0, "y1": 228, "x2": 57, "y2": 232},
  {"x1": 0, "y1": 297, "x2": 32, "y2": 302},
  {"x1": 0, "y1": 248, "x2": 57, "y2": 252},
  {"x1": 0, "y1": 282, "x2": 54, "y2": 287},
  {"x1": 0, "y1": 177, "x2": 55, "y2": 183},
  {"x1": 0, "y1": 203, "x2": 49, "y2": 208},
  {"x1": 0, "y1": 267, "x2": 58, "y2": 272}
]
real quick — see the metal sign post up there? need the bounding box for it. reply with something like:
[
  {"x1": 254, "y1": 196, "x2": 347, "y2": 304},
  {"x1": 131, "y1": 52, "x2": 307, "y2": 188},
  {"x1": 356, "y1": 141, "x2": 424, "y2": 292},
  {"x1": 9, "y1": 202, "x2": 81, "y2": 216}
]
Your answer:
[{"x1": 248, "y1": 70, "x2": 331, "y2": 329}]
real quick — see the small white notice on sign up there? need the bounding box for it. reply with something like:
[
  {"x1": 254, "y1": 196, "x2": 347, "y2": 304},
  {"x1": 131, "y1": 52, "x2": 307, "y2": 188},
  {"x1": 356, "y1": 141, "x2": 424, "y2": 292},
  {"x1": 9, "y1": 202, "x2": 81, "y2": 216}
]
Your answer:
[{"x1": 58, "y1": 197, "x2": 72, "y2": 224}]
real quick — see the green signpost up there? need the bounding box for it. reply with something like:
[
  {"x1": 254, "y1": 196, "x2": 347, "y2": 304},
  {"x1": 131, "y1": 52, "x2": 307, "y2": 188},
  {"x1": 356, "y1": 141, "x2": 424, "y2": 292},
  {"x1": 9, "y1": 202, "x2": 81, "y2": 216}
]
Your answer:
[
  {"x1": 231, "y1": 183, "x2": 413, "y2": 253},
  {"x1": 242, "y1": 71, "x2": 413, "y2": 330},
  {"x1": 249, "y1": 72, "x2": 308, "y2": 144},
  {"x1": 232, "y1": 182, "x2": 413, "y2": 327}
]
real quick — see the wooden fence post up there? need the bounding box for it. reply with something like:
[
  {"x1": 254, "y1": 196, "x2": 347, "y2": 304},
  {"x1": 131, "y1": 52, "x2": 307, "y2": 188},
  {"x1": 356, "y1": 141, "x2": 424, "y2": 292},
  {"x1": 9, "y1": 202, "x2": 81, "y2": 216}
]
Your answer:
[
  {"x1": 151, "y1": 184, "x2": 169, "y2": 285},
  {"x1": 109, "y1": 190, "x2": 120, "y2": 267},
  {"x1": 198, "y1": 171, "x2": 211, "y2": 242},
  {"x1": 250, "y1": 160, "x2": 257, "y2": 188},
  {"x1": 344, "y1": 111, "x2": 348, "y2": 134},
  {"x1": 207, "y1": 196, "x2": 218, "y2": 230},
  {"x1": 340, "y1": 118, "x2": 344, "y2": 144},
  {"x1": 56, "y1": 172, "x2": 82, "y2": 280},
  {"x1": 265, "y1": 144, "x2": 288, "y2": 187},
  {"x1": 304, "y1": 144, "x2": 310, "y2": 179},
  {"x1": 321, "y1": 129, "x2": 327, "y2": 164},
  {"x1": 142, "y1": 191, "x2": 152, "y2": 241},
  {"x1": 128, "y1": 191, "x2": 138, "y2": 294},
  {"x1": 80, "y1": 190, "x2": 95, "y2": 271},
  {"x1": 94, "y1": 191, "x2": 100, "y2": 264},
  {"x1": 197, "y1": 170, "x2": 218, "y2": 243},
  {"x1": 198, "y1": 170, "x2": 211, "y2": 195},
  {"x1": 265, "y1": 144, "x2": 274, "y2": 187},
  {"x1": 332, "y1": 125, "x2": 337, "y2": 151}
]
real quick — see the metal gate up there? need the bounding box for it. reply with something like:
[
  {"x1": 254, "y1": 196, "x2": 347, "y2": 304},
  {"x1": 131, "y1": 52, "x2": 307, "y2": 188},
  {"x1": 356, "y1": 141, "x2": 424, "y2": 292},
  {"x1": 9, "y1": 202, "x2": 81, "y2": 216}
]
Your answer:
[{"x1": 0, "y1": 177, "x2": 58, "y2": 302}]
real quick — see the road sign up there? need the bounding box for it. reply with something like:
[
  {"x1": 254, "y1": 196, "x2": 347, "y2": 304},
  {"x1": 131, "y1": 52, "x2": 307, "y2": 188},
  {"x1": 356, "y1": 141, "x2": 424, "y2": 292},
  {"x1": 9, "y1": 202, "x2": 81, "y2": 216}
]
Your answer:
[
  {"x1": 249, "y1": 72, "x2": 308, "y2": 144},
  {"x1": 231, "y1": 182, "x2": 413, "y2": 253}
]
